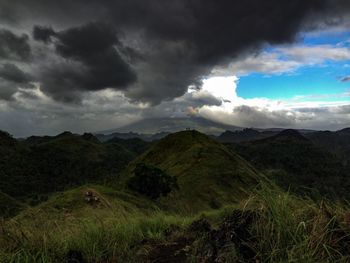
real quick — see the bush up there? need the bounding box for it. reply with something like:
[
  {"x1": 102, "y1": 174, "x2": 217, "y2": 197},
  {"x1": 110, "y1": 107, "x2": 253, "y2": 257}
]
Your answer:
[{"x1": 128, "y1": 163, "x2": 178, "y2": 199}]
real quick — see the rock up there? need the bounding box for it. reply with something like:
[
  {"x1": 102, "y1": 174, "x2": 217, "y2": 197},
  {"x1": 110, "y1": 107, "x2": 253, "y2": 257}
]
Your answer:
[{"x1": 193, "y1": 210, "x2": 258, "y2": 263}]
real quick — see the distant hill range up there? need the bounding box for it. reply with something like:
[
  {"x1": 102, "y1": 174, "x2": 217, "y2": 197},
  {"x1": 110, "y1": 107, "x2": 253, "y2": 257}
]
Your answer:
[
  {"x1": 93, "y1": 116, "x2": 350, "y2": 170},
  {"x1": 217, "y1": 127, "x2": 350, "y2": 163},
  {"x1": 1, "y1": 125, "x2": 350, "y2": 217},
  {"x1": 95, "y1": 116, "x2": 316, "y2": 142},
  {"x1": 0, "y1": 131, "x2": 151, "y2": 205},
  {"x1": 307, "y1": 128, "x2": 350, "y2": 164},
  {"x1": 227, "y1": 129, "x2": 350, "y2": 198},
  {"x1": 96, "y1": 117, "x2": 242, "y2": 139}
]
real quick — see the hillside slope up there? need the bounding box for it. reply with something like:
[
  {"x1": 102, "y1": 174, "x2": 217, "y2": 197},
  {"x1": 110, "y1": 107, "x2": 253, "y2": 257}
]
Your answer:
[
  {"x1": 124, "y1": 130, "x2": 263, "y2": 212},
  {"x1": 217, "y1": 128, "x2": 277, "y2": 143},
  {"x1": 0, "y1": 191, "x2": 24, "y2": 218},
  {"x1": 0, "y1": 131, "x2": 136, "y2": 203},
  {"x1": 230, "y1": 129, "x2": 350, "y2": 198},
  {"x1": 307, "y1": 128, "x2": 350, "y2": 164}
]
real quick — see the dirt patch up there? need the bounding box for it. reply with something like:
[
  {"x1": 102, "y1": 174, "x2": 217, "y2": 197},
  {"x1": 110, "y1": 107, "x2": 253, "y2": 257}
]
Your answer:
[
  {"x1": 191, "y1": 210, "x2": 258, "y2": 263},
  {"x1": 139, "y1": 210, "x2": 259, "y2": 263}
]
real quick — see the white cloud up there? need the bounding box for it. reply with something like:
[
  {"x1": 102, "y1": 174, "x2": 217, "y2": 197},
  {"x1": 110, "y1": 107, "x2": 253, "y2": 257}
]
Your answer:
[
  {"x1": 187, "y1": 76, "x2": 350, "y2": 130},
  {"x1": 279, "y1": 45, "x2": 350, "y2": 62},
  {"x1": 212, "y1": 45, "x2": 350, "y2": 76},
  {"x1": 2, "y1": 75, "x2": 349, "y2": 137},
  {"x1": 1, "y1": 43, "x2": 350, "y2": 136}
]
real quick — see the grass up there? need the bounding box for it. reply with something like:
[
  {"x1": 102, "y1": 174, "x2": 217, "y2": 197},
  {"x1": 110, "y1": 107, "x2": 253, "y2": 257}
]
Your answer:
[
  {"x1": 122, "y1": 130, "x2": 264, "y2": 213},
  {"x1": 0, "y1": 185, "x2": 193, "y2": 262},
  {"x1": 242, "y1": 185, "x2": 350, "y2": 263},
  {"x1": 0, "y1": 191, "x2": 25, "y2": 218},
  {"x1": 1, "y1": 183, "x2": 350, "y2": 262},
  {"x1": 0, "y1": 213, "x2": 193, "y2": 262}
]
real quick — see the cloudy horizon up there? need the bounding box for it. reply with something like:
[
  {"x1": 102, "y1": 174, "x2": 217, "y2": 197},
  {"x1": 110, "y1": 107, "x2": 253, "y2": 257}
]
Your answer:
[{"x1": 0, "y1": 0, "x2": 350, "y2": 137}]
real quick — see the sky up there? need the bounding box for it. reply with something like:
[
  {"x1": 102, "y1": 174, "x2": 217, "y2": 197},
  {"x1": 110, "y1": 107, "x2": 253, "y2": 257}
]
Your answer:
[{"x1": 0, "y1": 0, "x2": 350, "y2": 137}]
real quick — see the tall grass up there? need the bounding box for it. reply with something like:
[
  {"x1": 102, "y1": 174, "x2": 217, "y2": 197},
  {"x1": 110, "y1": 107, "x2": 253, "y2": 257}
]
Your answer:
[
  {"x1": 243, "y1": 184, "x2": 350, "y2": 263},
  {"x1": 0, "y1": 212, "x2": 193, "y2": 263},
  {"x1": 1, "y1": 184, "x2": 350, "y2": 262}
]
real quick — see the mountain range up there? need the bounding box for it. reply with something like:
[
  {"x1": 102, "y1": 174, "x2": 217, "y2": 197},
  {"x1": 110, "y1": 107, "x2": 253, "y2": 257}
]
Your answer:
[
  {"x1": 98, "y1": 116, "x2": 243, "y2": 135},
  {"x1": 1, "y1": 127, "x2": 350, "y2": 262}
]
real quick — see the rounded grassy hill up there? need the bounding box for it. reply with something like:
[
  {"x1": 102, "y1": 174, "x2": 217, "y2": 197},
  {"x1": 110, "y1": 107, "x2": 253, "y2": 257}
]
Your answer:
[{"x1": 124, "y1": 130, "x2": 263, "y2": 212}]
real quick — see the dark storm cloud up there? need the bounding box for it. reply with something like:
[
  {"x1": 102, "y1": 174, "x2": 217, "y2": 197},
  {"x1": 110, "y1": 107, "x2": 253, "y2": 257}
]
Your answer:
[
  {"x1": 33, "y1": 22, "x2": 137, "y2": 102},
  {"x1": 53, "y1": 22, "x2": 119, "y2": 59},
  {"x1": 0, "y1": 1, "x2": 18, "y2": 24},
  {"x1": 26, "y1": 0, "x2": 328, "y2": 65},
  {"x1": 0, "y1": 63, "x2": 33, "y2": 83},
  {"x1": 0, "y1": 64, "x2": 34, "y2": 101},
  {"x1": 2, "y1": 0, "x2": 350, "y2": 104},
  {"x1": 128, "y1": 0, "x2": 326, "y2": 64},
  {"x1": 33, "y1": 26, "x2": 56, "y2": 43},
  {"x1": 0, "y1": 29, "x2": 31, "y2": 61},
  {"x1": 103, "y1": 0, "x2": 334, "y2": 103}
]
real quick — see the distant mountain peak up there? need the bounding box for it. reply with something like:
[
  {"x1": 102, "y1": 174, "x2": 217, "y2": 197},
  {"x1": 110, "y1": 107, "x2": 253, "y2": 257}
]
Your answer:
[
  {"x1": 218, "y1": 128, "x2": 263, "y2": 143},
  {"x1": 273, "y1": 129, "x2": 309, "y2": 141},
  {"x1": 337, "y1": 128, "x2": 350, "y2": 134},
  {"x1": 56, "y1": 131, "x2": 74, "y2": 138},
  {"x1": 99, "y1": 116, "x2": 242, "y2": 135},
  {"x1": 81, "y1": 133, "x2": 100, "y2": 143}
]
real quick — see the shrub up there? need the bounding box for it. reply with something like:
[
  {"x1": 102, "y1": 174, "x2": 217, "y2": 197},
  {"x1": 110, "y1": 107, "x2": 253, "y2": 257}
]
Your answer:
[{"x1": 128, "y1": 163, "x2": 178, "y2": 199}]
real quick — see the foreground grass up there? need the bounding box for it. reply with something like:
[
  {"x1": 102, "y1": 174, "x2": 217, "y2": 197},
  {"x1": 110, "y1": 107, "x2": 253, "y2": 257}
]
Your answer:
[
  {"x1": 244, "y1": 185, "x2": 350, "y2": 262},
  {"x1": 1, "y1": 184, "x2": 350, "y2": 262},
  {"x1": 1, "y1": 213, "x2": 192, "y2": 262}
]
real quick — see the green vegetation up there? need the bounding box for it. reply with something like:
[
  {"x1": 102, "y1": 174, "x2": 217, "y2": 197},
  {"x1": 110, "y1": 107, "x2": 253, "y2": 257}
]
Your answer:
[
  {"x1": 230, "y1": 129, "x2": 350, "y2": 199},
  {"x1": 307, "y1": 128, "x2": 350, "y2": 164},
  {"x1": 1, "y1": 183, "x2": 350, "y2": 262},
  {"x1": 0, "y1": 191, "x2": 24, "y2": 218},
  {"x1": 127, "y1": 163, "x2": 178, "y2": 199},
  {"x1": 106, "y1": 137, "x2": 151, "y2": 155},
  {"x1": 123, "y1": 130, "x2": 263, "y2": 213},
  {"x1": 0, "y1": 131, "x2": 137, "y2": 203},
  {"x1": 1, "y1": 129, "x2": 350, "y2": 262}
]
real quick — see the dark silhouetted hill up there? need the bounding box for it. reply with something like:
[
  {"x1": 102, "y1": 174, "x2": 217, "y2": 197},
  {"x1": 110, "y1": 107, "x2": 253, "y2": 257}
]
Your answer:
[
  {"x1": 0, "y1": 131, "x2": 138, "y2": 203},
  {"x1": 229, "y1": 129, "x2": 350, "y2": 198},
  {"x1": 217, "y1": 128, "x2": 277, "y2": 143},
  {"x1": 106, "y1": 137, "x2": 151, "y2": 155},
  {"x1": 306, "y1": 128, "x2": 350, "y2": 165}
]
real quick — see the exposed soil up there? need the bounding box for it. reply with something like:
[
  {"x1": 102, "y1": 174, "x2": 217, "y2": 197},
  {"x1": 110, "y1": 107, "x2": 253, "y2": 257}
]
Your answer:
[{"x1": 139, "y1": 210, "x2": 259, "y2": 263}]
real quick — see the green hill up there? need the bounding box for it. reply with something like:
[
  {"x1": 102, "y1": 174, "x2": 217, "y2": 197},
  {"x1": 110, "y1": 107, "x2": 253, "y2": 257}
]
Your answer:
[
  {"x1": 4, "y1": 183, "x2": 350, "y2": 263},
  {"x1": 0, "y1": 132, "x2": 136, "y2": 204},
  {"x1": 124, "y1": 130, "x2": 263, "y2": 213},
  {"x1": 106, "y1": 137, "x2": 151, "y2": 155},
  {"x1": 307, "y1": 128, "x2": 350, "y2": 164},
  {"x1": 2, "y1": 130, "x2": 350, "y2": 262},
  {"x1": 217, "y1": 128, "x2": 277, "y2": 143},
  {"x1": 230, "y1": 129, "x2": 350, "y2": 198},
  {"x1": 15, "y1": 185, "x2": 158, "y2": 223}
]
